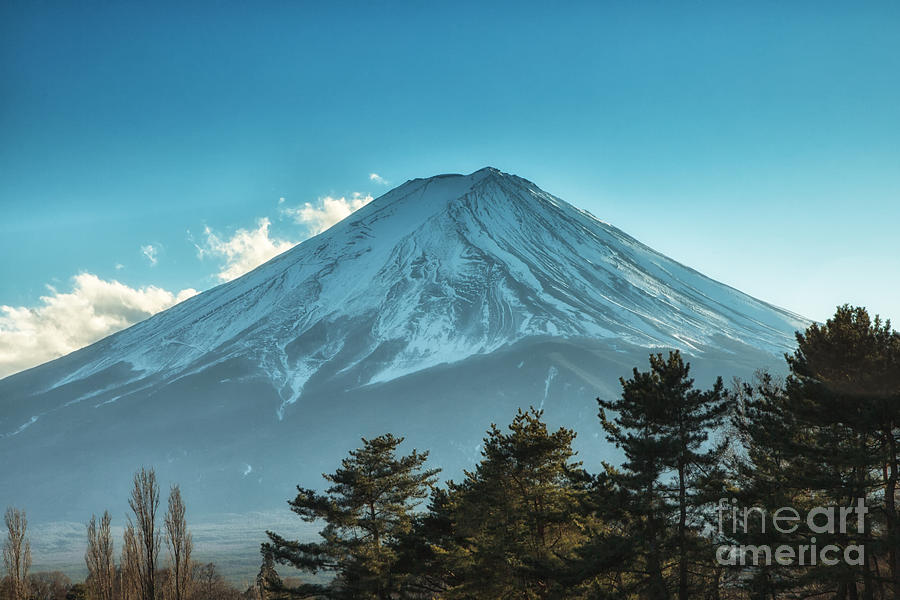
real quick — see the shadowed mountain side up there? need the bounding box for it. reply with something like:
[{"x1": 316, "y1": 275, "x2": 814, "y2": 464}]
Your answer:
[{"x1": 1, "y1": 335, "x2": 780, "y2": 524}]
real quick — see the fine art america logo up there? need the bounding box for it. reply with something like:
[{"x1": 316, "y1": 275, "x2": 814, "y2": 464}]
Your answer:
[{"x1": 715, "y1": 498, "x2": 867, "y2": 567}]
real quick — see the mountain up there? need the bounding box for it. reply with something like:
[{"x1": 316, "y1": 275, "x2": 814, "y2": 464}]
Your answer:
[{"x1": 0, "y1": 168, "x2": 807, "y2": 572}]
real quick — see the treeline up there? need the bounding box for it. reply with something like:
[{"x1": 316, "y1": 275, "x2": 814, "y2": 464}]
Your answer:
[
  {"x1": 2, "y1": 470, "x2": 254, "y2": 600},
  {"x1": 259, "y1": 305, "x2": 900, "y2": 599}
]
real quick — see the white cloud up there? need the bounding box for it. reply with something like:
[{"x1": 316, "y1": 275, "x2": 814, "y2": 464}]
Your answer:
[
  {"x1": 283, "y1": 193, "x2": 374, "y2": 236},
  {"x1": 0, "y1": 274, "x2": 197, "y2": 378},
  {"x1": 369, "y1": 173, "x2": 389, "y2": 185},
  {"x1": 141, "y1": 244, "x2": 158, "y2": 266},
  {"x1": 200, "y1": 218, "x2": 296, "y2": 282},
  {"x1": 199, "y1": 193, "x2": 373, "y2": 282}
]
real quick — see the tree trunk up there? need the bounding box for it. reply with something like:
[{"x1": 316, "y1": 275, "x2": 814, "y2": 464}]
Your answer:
[
  {"x1": 678, "y1": 459, "x2": 687, "y2": 600},
  {"x1": 128, "y1": 468, "x2": 160, "y2": 600},
  {"x1": 647, "y1": 481, "x2": 670, "y2": 600},
  {"x1": 886, "y1": 425, "x2": 899, "y2": 598}
]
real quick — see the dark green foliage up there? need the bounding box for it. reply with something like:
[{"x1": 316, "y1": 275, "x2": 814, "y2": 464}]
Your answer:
[
  {"x1": 726, "y1": 372, "x2": 802, "y2": 597},
  {"x1": 730, "y1": 305, "x2": 900, "y2": 598},
  {"x1": 598, "y1": 350, "x2": 728, "y2": 600},
  {"x1": 43, "y1": 303, "x2": 897, "y2": 600},
  {"x1": 262, "y1": 433, "x2": 439, "y2": 600},
  {"x1": 423, "y1": 408, "x2": 592, "y2": 599},
  {"x1": 257, "y1": 550, "x2": 285, "y2": 600},
  {"x1": 393, "y1": 487, "x2": 459, "y2": 597}
]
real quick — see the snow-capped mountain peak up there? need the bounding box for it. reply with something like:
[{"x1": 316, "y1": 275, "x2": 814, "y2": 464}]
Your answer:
[
  {"x1": 0, "y1": 167, "x2": 811, "y2": 537},
  {"x1": 34, "y1": 168, "x2": 805, "y2": 421}
]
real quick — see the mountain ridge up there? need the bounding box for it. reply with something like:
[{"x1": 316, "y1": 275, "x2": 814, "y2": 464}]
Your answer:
[
  {"x1": 4, "y1": 168, "x2": 806, "y2": 426},
  {"x1": 1, "y1": 168, "x2": 806, "y2": 535}
]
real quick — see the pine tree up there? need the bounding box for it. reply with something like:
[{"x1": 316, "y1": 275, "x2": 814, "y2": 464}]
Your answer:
[
  {"x1": 728, "y1": 371, "x2": 819, "y2": 598},
  {"x1": 430, "y1": 408, "x2": 591, "y2": 599},
  {"x1": 598, "y1": 351, "x2": 728, "y2": 600},
  {"x1": 573, "y1": 463, "x2": 659, "y2": 599},
  {"x1": 392, "y1": 487, "x2": 459, "y2": 598},
  {"x1": 788, "y1": 306, "x2": 898, "y2": 597},
  {"x1": 793, "y1": 305, "x2": 900, "y2": 595},
  {"x1": 262, "y1": 433, "x2": 439, "y2": 599},
  {"x1": 256, "y1": 549, "x2": 283, "y2": 600},
  {"x1": 725, "y1": 307, "x2": 900, "y2": 599}
]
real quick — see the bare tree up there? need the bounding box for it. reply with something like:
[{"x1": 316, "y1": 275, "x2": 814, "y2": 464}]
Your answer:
[
  {"x1": 2, "y1": 507, "x2": 31, "y2": 600},
  {"x1": 128, "y1": 467, "x2": 160, "y2": 600},
  {"x1": 85, "y1": 511, "x2": 115, "y2": 600},
  {"x1": 26, "y1": 570, "x2": 70, "y2": 600},
  {"x1": 191, "y1": 562, "x2": 242, "y2": 600},
  {"x1": 121, "y1": 522, "x2": 141, "y2": 600},
  {"x1": 163, "y1": 485, "x2": 192, "y2": 600}
]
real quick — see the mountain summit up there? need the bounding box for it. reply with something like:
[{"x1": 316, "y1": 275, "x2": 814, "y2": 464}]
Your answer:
[
  {"x1": 0, "y1": 169, "x2": 806, "y2": 558},
  {"x1": 9, "y1": 168, "x2": 803, "y2": 415}
]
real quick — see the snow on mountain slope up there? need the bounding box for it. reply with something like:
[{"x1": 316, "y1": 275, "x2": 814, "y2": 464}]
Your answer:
[
  {"x1": 0, "y1": 167, "x2": 814, "y2": 565},
  {"x1": 14, "y1": 167, "x2": 806, "y2": 424}
]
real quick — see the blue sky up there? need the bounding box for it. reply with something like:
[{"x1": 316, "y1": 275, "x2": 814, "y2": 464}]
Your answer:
[{"x1": 1, "y1": 1, "x2": 899, "y2": 374}]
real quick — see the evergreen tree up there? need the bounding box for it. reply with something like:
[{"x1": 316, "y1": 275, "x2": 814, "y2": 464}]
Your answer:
[
  {"x1": 791, "y1": 306, "x2": 896, "y2": 597},
  {"x1": 727, "y1": 306, "x2": 900, "y2": 599},
  {"x1": 262, "y1": 434, "x2": 439, "y2": 600},
  {"x1": 393, "y1": 487, "x2": 459, "y2": 598},
  {"x1": 598, "y1": 351, "x2": 728, "y2": 600},
  {"x1": 429, "y1": 408, "x2": 591, "y2": 600},
  {"x1": 791, "y1": 305, "x2": 900, "y2": 596},
  {"x1": 256, "y1": 550, "x2": 283, "y2": 600},
  {"x1": 569, "y1": 464, "x2": 645, "y2": 599},
  {"x1": 728, "y1": 371, "x2": 820, "y2": 598}
]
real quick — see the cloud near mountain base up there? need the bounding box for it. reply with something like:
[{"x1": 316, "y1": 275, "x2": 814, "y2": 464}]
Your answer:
[
  {"x1": 0, "y1": 274, "x2": 197, "y2": 378},
  {"x1": 2, "y1": 188, "x2": 375, "y2": 377}
]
